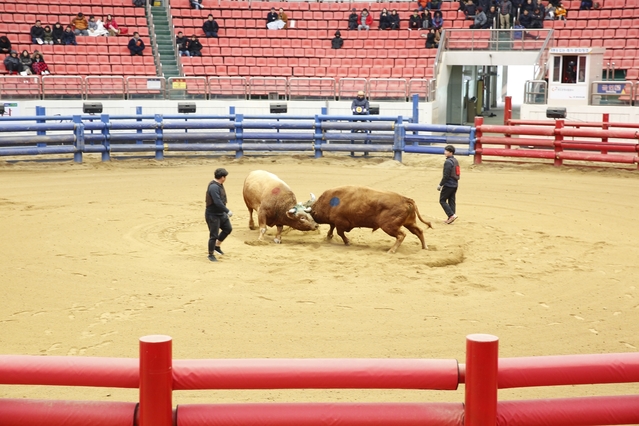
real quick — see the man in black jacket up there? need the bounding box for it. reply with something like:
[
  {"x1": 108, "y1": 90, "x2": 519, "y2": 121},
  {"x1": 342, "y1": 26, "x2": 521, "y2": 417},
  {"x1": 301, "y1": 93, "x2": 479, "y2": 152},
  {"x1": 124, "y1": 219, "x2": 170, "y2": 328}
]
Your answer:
[
  {"x1": 186, "y1": 35, "x2": 203, "y2": 56},
  {"x1": 30, "y1": 20, "x2": 45, "y2": 44},
  {"x1": 437, "y1": 145, "x2": 460, "y2": 224},
  {"x1": 203, "y1": 14, "x2": 219, "y2": 38},
  {"x1": 205, "y1": 168, "x2": 233, "y2": 262}
]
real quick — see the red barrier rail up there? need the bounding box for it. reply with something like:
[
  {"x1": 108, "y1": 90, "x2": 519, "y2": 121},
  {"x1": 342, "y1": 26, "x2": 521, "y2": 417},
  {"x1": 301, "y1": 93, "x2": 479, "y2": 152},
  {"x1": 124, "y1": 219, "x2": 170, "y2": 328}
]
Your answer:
[
  {"x1": 2, "y1": 335, "x2": 639, "y2": 426},
  {"x1": 176, "y1": 403, "x2": 464, "y2": 426},
  {"x1": 474, "y1": 116, "x2": 639, "y2": 168},
  {"x1": 172, "y1": 358, "x2": 460, "y2": 391}
]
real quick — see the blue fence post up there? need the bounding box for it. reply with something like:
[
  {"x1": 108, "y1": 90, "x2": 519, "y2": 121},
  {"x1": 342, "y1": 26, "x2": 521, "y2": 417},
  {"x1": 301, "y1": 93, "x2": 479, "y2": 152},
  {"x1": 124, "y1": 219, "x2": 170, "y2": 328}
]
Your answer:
[
  {"x1": 469, "y1": 126, "x2": 476, "y2": 154},
  {"x1": 393, "y1": 116, "x2": 405, "y2": 163},
  {"x1": 100, "y1": 114, "x2": 111, "y2": 161},
  {"x1": 235, "y1": 113, "x2": 244, "y2": 159},
  {"x1": 411, "y1": 94, "x2": 419, "y2": 141},
  {"x1": 155, "y1": 114, "x2": 164, "y2": 160},
  {"x1": 36, "y1": 106, "x2": 46, "y2": 148},
  {"x1": 313, "y1": 107, "x2": 326, "y2": 159},
  {"x1": 136, "y1": 106, "x2": 143, "y2": 144},
  {"x1": 72, "y1": 115, "x2": 84, "y2": 163}
]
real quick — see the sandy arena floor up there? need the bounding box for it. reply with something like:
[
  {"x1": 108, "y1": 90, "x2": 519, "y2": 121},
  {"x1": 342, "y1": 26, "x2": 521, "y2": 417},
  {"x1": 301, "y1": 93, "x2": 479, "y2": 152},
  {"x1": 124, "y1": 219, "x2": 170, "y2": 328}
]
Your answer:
[{"x1": 1, "y1": 153, "x2": 638, "y2": 406}]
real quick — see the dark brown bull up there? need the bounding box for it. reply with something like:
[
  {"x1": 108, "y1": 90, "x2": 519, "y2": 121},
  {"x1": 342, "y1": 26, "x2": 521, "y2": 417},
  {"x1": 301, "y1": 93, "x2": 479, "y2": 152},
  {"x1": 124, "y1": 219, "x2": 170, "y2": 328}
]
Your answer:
[
  {"x1": 243, "y1": 170, "x2": 319, "y2": 243},
  {"x1": 310, "y1": 186, "x2": 433, "y2": 253}
]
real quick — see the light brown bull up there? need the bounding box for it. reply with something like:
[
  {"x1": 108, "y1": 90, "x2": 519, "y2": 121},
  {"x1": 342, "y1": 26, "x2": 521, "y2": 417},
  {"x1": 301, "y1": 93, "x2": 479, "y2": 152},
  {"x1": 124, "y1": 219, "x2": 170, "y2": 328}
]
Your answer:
[{"x1": 242, "y1": 170, "x2": 319, "y2": 243}]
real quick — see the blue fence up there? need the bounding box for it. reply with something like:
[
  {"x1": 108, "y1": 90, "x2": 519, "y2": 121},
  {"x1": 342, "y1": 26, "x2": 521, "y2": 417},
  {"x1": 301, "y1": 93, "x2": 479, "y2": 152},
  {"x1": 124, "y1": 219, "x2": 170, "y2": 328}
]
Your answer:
[{"x1": 0, "y1": 107, "x2": 475, "y2": 163}]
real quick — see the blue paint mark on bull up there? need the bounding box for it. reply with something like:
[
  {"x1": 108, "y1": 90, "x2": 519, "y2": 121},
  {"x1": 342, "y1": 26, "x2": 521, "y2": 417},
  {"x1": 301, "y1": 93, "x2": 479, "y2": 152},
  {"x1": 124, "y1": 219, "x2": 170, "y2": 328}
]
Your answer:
[{"x1": 329, "y1": 197, "x2": 340, "y2": 207}]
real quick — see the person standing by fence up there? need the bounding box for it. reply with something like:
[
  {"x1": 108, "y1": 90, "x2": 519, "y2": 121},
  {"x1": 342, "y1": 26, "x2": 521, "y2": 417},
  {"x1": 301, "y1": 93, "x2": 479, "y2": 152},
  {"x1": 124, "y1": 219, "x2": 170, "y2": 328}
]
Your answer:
[
  {"x1": 205, "y1": 168, "x2": 233, "y2": 262},
  {"x1": 437, "y1": 145, "x2": 460, "y2": 224}
]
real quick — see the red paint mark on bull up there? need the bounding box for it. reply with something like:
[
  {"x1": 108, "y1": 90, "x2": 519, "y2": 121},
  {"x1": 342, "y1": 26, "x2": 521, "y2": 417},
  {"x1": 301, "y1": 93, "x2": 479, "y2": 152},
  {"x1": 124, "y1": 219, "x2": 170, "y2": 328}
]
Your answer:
[{"x1": 271, "y1": 187, "x2": 281, "y2": 195}]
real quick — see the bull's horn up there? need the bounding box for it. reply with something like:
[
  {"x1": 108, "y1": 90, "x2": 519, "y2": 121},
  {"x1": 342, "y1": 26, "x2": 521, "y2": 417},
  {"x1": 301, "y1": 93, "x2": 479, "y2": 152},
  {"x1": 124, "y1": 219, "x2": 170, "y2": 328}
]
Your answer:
[
  {"x1": 310, "y1": 193, "x2": 316, "y2": 202},
  {"x1": 288, "y1": 207, "x2": 296, "y2": 214},
  {"x1": 304, "y1": 207, "x2": 312, "y2": 213}
]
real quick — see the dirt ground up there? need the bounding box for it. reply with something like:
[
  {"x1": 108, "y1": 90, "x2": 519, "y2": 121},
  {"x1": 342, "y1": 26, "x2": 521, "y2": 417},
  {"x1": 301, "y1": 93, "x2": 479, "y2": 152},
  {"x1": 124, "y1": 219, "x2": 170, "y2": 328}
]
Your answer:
[{"x1": 1, "y1": 152, "x2": 638, "y2": 406}]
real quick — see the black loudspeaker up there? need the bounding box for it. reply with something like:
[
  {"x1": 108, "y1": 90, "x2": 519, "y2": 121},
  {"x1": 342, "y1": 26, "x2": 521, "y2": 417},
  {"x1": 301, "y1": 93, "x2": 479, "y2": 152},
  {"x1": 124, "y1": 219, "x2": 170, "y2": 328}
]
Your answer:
[
  {"x1": 83, "y1": 102, "x2": 103, "y2": 114},
  {"x1": 270, "y1": 103, "x2": 287, "y2": 113},
  {"x1": 546, "y1": 107, "x2": 566, "y2": 119},
  {"x1": 369, "y1": 104, "x2": 380, "y2": 115},
  {"x1": 178, "y1": 102, "x2": 196, "y2": 113},
  {"x1": 0, "y1": 104, "x2": 4, "y2": 115}
]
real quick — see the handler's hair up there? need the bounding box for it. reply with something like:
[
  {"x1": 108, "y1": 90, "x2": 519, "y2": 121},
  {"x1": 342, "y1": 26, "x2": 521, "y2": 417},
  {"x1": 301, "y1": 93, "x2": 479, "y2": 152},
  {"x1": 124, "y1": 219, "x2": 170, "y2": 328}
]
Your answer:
[
  {"x1": 214, "y1": 168, "x2": 228, "y2": 179},
  {"x1": 445, "y1": 145, "x2": 455, "y2": 154}
]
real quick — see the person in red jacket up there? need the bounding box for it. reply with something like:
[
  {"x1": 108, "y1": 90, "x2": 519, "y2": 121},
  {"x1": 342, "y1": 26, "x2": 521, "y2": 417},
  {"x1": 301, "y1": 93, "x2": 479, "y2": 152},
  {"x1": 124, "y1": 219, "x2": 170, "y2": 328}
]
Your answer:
[{"x1": 358, "y1": 8, "x2": 373, "y2": 30}]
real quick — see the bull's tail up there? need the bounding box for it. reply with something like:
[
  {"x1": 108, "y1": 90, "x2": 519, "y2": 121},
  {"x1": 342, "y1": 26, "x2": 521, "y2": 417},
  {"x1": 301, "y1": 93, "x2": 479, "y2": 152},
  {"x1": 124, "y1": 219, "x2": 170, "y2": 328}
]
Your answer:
[{"x1": 411, "y1": 200, "x2": 433, "y2": 229}]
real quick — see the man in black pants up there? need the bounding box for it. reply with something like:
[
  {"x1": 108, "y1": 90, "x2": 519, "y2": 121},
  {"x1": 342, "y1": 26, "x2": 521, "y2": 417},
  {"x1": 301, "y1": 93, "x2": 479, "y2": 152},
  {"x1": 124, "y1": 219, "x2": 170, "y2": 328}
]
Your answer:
[
  {"x1": 205, "y1": 168, "x2": 233, "y2": 262},
  {"x1": 437, "y1": 145, "x2": 460, "y2": 224}
]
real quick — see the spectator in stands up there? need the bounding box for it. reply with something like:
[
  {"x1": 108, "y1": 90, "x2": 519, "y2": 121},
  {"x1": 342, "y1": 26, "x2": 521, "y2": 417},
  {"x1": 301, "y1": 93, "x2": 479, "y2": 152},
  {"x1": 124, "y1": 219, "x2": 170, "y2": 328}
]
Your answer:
[
  {"x1": 409, "y1": 10, "x2": 423, "y2": 30},
  {"x1": 203, "y1": 14, "x2": 219, "y2": 38},
  {"x1": 389, "y1": 10, "x2": 400, "y2": 29},
  {"x1": 470, "y1": 7, "x2": 488, "y2": 28},
  {"x1": 417, "y1": 0, "x2": 428, "y2": 11},
  {"x1": 278, "y1": 8, "x2": 289, "y2": 29},
  {"x1": 379, "y1": 8, "x2": 391, "y2": 30},
  {"x1": 51, "y1": 23, "x2": 65, "y2": 44},
  {"x1": 579, "y1": 0, "x2": 592, "y2": 9},
  {"x1": 434, "y1": 27, "x2": 442, "y2": 44},
  {"x1": 4, "y1": 50, "x2": 21, "y2": 75},
  {"x1": 428, "y1": 0, "x2": 442, "y2": 10},
  {"x1": 422, "y1": 28, "x2": 438, "y2": 48},
  {"x1": 128, "y1": 32, "x2": 145, "y2": 56},
  {"x1": 531, "y1": 7, "x2": 543, "y2": 28},
  {"x1": 519, "y1": 10, "x2": 539, "y2": 38},
  {"x1": 348, "y1": 8, "x2": 359, "y2": 30},
  {"x1": 62, "y1": 26, "x2": 78, "y2": 45},
  {"x1": 31, "y1": 52, "x2": 50, "y2": 75},
  {"x1": 19, "y1": 50, "x2": 33, "y2": 75},
  {"x1": 499, "y1": 0, "x2": 512, "y2": 29},
  {"x1": 331, "y1": 30, "x2": 343, "y2": 49},
  {"x1": 88, "y1": 16, "x2": 109, "y2": 37},
  {"x1": 72, "y1": 13, "x2": 89, "y2": 36},
  {"x1": 485, "y1": 5, "x2": 499, "y2": 28},
  {"x1": 186, "y1": 35, "x2": 203, "y2": 57},
  {"x1": 266, "y1": 8, "x2": 279, "y2": 28},
  {"x1": 190, "y1": 0, "x2": 203, "y2": 10},
  {"x1": 133, "y1": 0, "x2": 146, "y2": 7},
  {"x1": 432, "y1": 10, "x2": 444, "y2": 29},
  {"x1": 555, "y1": 3, "x2": 566, "y2": 19},
  {"x1": 358, "y1": 9, "x2": 372, "y2": 30},
  {"x1": 421, "y1": 9, "x2": 433, "y2": 28},
  {"x1": 522, "y1": 0, "x2": 536, "y2": 14},
  {"x1": 176, "y1": 31, "x2": 189, "y2": 56},
  {"x1": 31, "y1": 20, "x2": 45, "y2": 45},
  {"x1": 43, "y1": 26, "x2": 54, "y2": 45},
  {"x1": 0, "y1": 36, "x2": 11, "y2": 54},
  {"x1": 104, "y1": 15, "x2": 121, "y2": 36},
  {"x1": 464, "y1": 0, "x2": 477, "y2": 19}
]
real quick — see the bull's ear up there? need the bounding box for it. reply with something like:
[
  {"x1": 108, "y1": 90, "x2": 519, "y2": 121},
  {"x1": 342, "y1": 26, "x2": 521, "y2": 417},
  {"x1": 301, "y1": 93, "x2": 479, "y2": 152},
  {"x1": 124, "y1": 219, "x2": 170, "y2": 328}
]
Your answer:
[{"x1": 288, "y1": 207, "x2": 296, "y2": 214}]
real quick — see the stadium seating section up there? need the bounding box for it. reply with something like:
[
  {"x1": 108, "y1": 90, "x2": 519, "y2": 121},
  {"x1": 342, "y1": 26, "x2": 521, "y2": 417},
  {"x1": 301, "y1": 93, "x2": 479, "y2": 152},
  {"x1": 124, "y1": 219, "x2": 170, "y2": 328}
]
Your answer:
[
  {"x1": 1, "y1": 0, "x2": 638, "y2": 83},
  {"x1": 0, "y1": 0, "x2": 155, "y2": 76}
]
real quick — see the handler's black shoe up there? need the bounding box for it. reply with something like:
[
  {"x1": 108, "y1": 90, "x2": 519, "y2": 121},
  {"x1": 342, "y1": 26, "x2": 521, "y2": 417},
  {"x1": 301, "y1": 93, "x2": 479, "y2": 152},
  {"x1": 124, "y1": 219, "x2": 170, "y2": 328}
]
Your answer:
[
  {"x1": 208, "y1": 254, "x2": 217, "y2": 262},
  {"x1": 214, "y1": 246, "x2": 224, "y2": 255}
]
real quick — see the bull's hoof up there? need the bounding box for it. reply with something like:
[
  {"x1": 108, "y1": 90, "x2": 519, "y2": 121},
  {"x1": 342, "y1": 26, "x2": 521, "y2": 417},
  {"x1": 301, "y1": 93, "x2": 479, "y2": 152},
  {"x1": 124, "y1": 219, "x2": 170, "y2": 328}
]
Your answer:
[
  {"x1": 249, "y1": 225, "x2": 257, "y2": 230},
  {"x1": 273, "y1": 238, "x2": 281, "y2": 244}
]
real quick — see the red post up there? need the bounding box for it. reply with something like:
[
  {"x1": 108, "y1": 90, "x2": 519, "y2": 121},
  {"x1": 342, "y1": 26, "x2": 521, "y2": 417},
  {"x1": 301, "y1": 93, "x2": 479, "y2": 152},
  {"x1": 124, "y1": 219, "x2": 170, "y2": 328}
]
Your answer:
[
  {"x1": 554, "y1": 119, "x2": 564, "y2": 167},
  {"x1": 601, "y1": 113, "x2": 609, "y2": 155},
  {"x1": 464, "y1": 334, "x2": 498, "y2": 426},
  {"x1": 504, "y1": 96, "x2": 512, "y2": 125},
  {"x1": 140, "y1": 335, "x2": 173, "y2": 426},
  {"x1": 474, "y1": 116, "x2": 483, "y2": 165}
]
